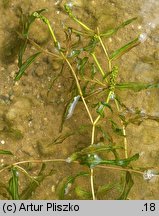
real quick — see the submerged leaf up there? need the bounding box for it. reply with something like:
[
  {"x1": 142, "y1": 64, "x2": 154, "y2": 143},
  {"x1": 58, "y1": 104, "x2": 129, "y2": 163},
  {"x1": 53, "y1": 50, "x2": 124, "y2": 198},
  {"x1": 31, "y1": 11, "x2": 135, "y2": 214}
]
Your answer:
[
  {"x1": 8, "y1": 167, "x2": 19, "y2": 200},
  {"x1": 100, "y1": 17, "x2": 137, "y2": 38},
  {"x1": 0, "y1": 150, "x2": 13, "y2": 155},
  {"x1": 67, "y1": 143, "x2": 122, "y2": 163},
  {"x1": 97, "y1": 126, "x2": 113, "y2": 143},
  {"x1": 96, "y1": 103, "x2": 105, "y2": 118},
  {"x1": 91, "y1": 63, "x2": 97, "y2": 79},
  {"x1": 20, "y1": 163, "x2": 52, "y2": 199},
  {"x1": 68, "y1": 49, "x2": 81, "y2": 58},
  {"x1": 17, "y1": 9, "x2": 46, "y2": 81},
  {"x1": 57, "y1": 172, "x2": 89, "y2": 199},
  {"x1": 23, "y1": 9, "x2": 47, "y2": 37},
  {"x1": 48, "y1": 132, "x2": 74, "y2": 146},
  {"x1": 118, "y1": 172, "x2": 134, "y2": 200},
  {"x1": 60, "y1": 95, "x2": 80, "y2": 132},
  {"x1": 67, "y1": 144, "x2": 138, "y2": 168},
  {"x1": 116, "y1": 82, "x2": 159, "y2": 92},
  {"x1": 110, "y1": 37, "x2": 139, "y2": 60},
  {"x1": 66, "y1": 95, "x2": 80, "y2": 120},
  {"x1": 75, "y1": 186, "x2": 91, "y2": 199},
  {"x1": 18, "y1": 39, "x2": 27, "y2": 68},
  {"x1": 77, "y1": 57, "x2": 88, "y2": 75},
  {"x1": 96, "y1": 102, "x2": 113, "y2": 118},
  {"x1": 110, "y1": 119, "x2": 125, "y2": 137},
  {"x1": 83, "y1": 37, "x2": 99, "y2": 52},
  {"x1": 97, "y1": 183, "x2": 115, "y2": 195},
  {"x1": 15, "y1": 52, "x2": 41, "y2": 81},
  {"x1": 68, "y1": 150, "x2": 139, "y2": 168}
]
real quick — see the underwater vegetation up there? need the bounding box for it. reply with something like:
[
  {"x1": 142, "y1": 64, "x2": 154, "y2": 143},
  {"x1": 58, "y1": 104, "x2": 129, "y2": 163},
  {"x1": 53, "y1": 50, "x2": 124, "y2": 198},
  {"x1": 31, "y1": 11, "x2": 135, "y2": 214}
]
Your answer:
[{"x1": 1, "y1": 2, "x2": 159, "y2": 200}]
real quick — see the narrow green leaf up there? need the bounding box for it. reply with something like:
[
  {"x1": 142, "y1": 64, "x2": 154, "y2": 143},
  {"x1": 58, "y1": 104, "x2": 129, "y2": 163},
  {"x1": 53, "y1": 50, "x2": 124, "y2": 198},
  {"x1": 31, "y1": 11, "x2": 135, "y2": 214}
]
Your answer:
[
  {"x1": 73, "y1": 152, "x2": 139, "y2": 168},
  {"x1": 48, "y1": 132, "x2": 74, "y2": 146},
  {"x1": 100, "y1": 153, "x2": 139, "y2": 167},
  {"x1": 77, "y1": 57, "x2": 88, "y2": 75},
  {"x1": 8, "y1": 167, "x2": 19, "y2": 200},
  {"x1": 83, "y1": 37, "x2": 99, "y2": 52},
  {"x1": 116, "y1": 82, "x2": 159, "y2": 92},
  {"x1": 82, "y1": 81, "x2": 89, "y2": 96},
  {"x1": 118, "y1": 172, "x2": 134, "y2": 200},
  {"x1": 97, "y1": 126, "x2": 113, "y2": 142},
  {"x1": 79, "y1": 154, "x2": 103, "y2": 168},
  {"x1": 75, "y1": 186, "x2": 91, "y2": 199},
  {"x1": 118, "y1": 17, "x2": 137, "y2": 29},
  {"x1": 20, "y1": 163, "x2": 52, "y2": 200},
  {"x1": 17, "y1": 9, "x2": 46, "y2": 80},
  {"x1": 110, "y1": 37, "x2": 139, "y2": 60},
  {"x1": 18, "y1": 39, "x2": 27, "y2": 68},
  {"x1": 91, "y1": 63, "x2": 97, "y2": 79},
  {"x1": 68, "y1": 49, "x2": 81, "y2": 58},
  {"x1": 67, "y1": 143, "x2": 122, "y2": 163},
  {"x1": 58, "y1": 172, "x2": 89, "y2": 199},
  {"x1": 96, "y1": 102, "x2": 113, "y2": 118},
  {"x1": 110, "y1": 119, "x2": 125, "y2": 136},
  {"x1": 96, "y1": 103, "x2": 105, "y2": 117},
  {"x1": 0, "y1": 150, "x2": 13, "y2": 155},
  {"x1": 101, "y1": 102, "x2": 113, "y2": 112},
  {"x1": 97, "y1": 183, "x2": 115, "y2": 195},
  {"x1": 67, "y1": 143, "x2": 125, "y2": 168},
  {"x1": 23, "y1": 9, "x2": 47, "y2": 37},
  {"x1": 15, "y1": 52, "x2": 41, "y2": 81},
  {"x1": 100, "y1": 28, "x2": 117, "y2": 38},
  {"x1": 100, "y1": 17, "x2": 137, "y2": 38}
]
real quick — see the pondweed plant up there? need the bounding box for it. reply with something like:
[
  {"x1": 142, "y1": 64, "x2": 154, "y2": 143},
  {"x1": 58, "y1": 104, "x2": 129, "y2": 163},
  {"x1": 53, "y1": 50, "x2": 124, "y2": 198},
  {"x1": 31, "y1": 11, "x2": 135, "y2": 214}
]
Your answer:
[{"x1": 1, "y1": 5, "x2": 159, "y2": 200}]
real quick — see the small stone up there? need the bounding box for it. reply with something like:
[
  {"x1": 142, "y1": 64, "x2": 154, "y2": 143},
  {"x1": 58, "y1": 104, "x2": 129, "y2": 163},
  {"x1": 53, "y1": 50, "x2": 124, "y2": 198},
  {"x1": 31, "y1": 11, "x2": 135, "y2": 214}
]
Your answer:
[
  {"x1": 35, "y1": 66, "x2": 44, "y2": 77},
  {"x1": 139, "y1": 33, "x2": 147, "y2": 43},
  {"x1": 52, "y1": 61, "x2": 61, "y2": 70},
  {"x1": 6, "y1": 97, "x2": 32, "y2": 120},
  {"x1": 0, "y1": 140, "x2": 5, "y2": 145}
]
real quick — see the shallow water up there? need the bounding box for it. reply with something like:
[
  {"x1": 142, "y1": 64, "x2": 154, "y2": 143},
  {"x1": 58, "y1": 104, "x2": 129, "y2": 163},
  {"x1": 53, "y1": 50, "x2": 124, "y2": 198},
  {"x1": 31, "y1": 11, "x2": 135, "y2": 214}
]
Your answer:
[{"x1": 0, "y1": 0, "x2": 159, "y2": 200}]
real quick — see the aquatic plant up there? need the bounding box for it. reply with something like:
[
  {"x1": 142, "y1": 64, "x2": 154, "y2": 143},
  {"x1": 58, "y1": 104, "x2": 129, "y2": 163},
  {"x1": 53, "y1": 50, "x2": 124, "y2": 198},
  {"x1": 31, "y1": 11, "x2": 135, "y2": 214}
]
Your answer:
[{"x1": 1, "y1": 4, "x2": 159, "y2": 200}]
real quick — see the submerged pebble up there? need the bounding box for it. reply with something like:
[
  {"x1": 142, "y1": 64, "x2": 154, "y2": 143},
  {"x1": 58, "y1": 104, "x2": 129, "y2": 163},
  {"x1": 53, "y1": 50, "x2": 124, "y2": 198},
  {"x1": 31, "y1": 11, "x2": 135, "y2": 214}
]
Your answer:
[
  {"x1": 6, "y1": 97, "x2": 32, "y2": 120},
  {"x1": 139, "y1": 33, "x2": 147, "y2": 43},
  {"x1": 35, "y1": 65, "x2": 44, "y2": 77},
  {"x1": 0, "y1": 140, "x2": 5, "y2": 145}
]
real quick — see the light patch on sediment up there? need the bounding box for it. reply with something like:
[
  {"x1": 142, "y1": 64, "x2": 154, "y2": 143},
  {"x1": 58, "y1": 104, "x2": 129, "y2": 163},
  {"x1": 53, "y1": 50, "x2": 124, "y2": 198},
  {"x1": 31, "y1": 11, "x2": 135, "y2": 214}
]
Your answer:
[{"x1": 139, "y1": 0, "x2": 159, "y2": 42}]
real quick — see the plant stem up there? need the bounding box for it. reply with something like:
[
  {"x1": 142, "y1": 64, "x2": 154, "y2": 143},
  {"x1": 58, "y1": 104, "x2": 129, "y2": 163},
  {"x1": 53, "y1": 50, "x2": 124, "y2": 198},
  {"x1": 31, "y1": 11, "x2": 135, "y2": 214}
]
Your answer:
[
  {"x1": 45, "y1": 19, "x2": 96, "y2": 200},
  {"x1": 63, "y1": 55, "x2": 94, "y2": 124},
  {"x1": 0, "y1": 158, "x2": 144, "y2": 177},
  {"x1": 0, "y1": 159, "x2": 67, "y2": 174},
  {"x1": 91, "y1": 52, "x2": 107, "y2": 79},
  {"x1": 90, "y1": 169, "x2": 96, "y2": 200},
  {"x1": 115, "y1": 98, "x2": 128, "y2": 158},
  {"x1": 97, "y1": 165, "x2": 144, "y2": 175},
  {"x1": 97, "y1": 29, "x2": 112, "y2": 72}
]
